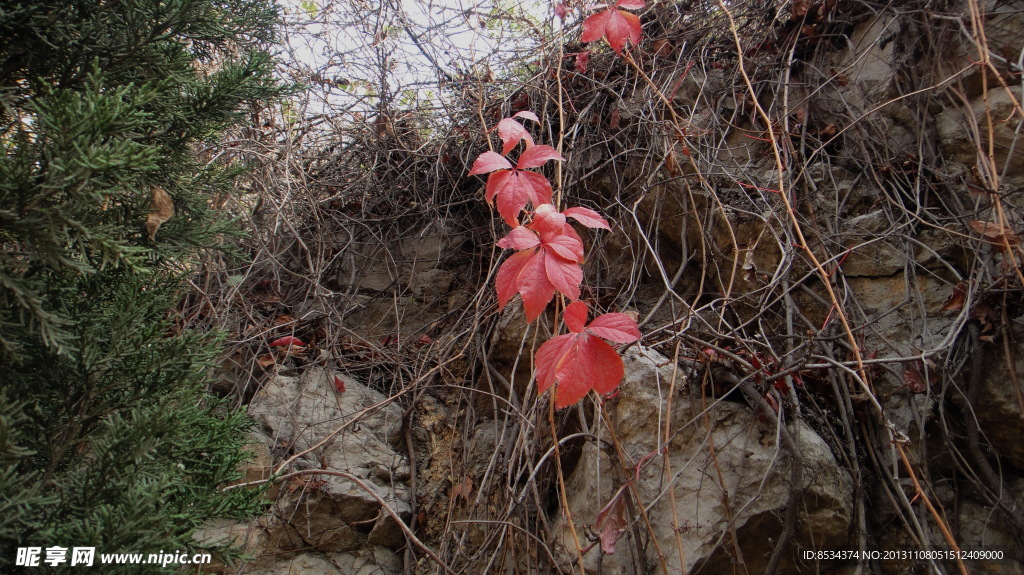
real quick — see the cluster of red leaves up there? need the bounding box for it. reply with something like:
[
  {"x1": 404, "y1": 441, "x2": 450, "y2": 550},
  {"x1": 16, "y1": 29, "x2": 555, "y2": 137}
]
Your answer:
[
  {"x1": 468, "y1": 108, "x2": 642, "y2": 408},
  {"x1": 466, "y1": 0, "x2": 650, "y2": 417}
]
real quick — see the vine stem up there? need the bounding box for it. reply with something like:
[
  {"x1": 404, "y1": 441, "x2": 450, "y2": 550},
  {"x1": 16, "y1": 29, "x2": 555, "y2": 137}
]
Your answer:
[
  {"x1": 550, "y1": 384, "x2": 586, "y2": 573},
  {"x1": 711, "y1": 3, "x2": 967, "y2": 572}
]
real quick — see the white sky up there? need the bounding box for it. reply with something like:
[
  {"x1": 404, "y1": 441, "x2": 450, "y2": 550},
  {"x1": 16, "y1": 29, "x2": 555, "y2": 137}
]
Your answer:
[{"x1": 276, "y1": 0, "x2": 555, "y2": 119}]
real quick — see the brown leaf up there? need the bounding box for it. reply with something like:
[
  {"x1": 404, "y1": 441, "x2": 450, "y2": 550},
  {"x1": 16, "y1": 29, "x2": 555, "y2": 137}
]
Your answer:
[
  {"x1": 273, "y1": 314, "x2": 296, "y2": 327},
  {"x1": 146, "y1": 186, "x2": 175, "y2": 241},
  {"x1": 940, "y1": 282, "x2": 967, "y2": 312},
  {"x1": 595, "y1": 485, "x2": 630, "y2": 554},
  {"x1": 664, "y1": 151, "x2": 681, "y2": 176},
  {"x1": 652, "y1": 38, "x2": 672, "y2": 57},
  {"x1": 452, "y1": 476, "x2": 473, "y2": 502},
  {"x1": 608, "y1": 109, "x2": 621, "y2": 130},
  {"x1": 968, "y1": 220, "x2": 1020, "y2": 250},
  {"x1": 256, "y1": 353, "x2": 277, "y2": 370},
  {"x1": 903, "y1": 364, "x2": 929, "y2": 394}
]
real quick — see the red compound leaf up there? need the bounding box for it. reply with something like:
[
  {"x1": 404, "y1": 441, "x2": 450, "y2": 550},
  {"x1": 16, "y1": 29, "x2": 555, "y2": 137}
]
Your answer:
[
  {"x1": 495, "y1": 205, "x2": 595, "y2": 318},
  {"x1": 468, "y1": 117, "x2": 562, "y2": 226},
  {"x1": 534, "y1": 302, "x2": 641, "y2": 407},
  {"x1": 581, "y1": 0, "x2": 644, "y2": 56}
]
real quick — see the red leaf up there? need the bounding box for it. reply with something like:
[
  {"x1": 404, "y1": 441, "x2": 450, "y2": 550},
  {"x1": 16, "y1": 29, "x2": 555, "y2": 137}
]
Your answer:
[
  {"x1": 544, "y1": 233, "x2": 584, "y2": 263},
  {"x1": 333, "y1": 375, "x2": 347, "y2": 393},
  {"x1": 496, "y1": 226, "x2": 541, "y2": 250},
  {"x1": 270, "y1": 336, "x2": 305, "y2": 347},
  {"x1": 518, "y1": 171, "x2": 555, "y2": 206},
  {"x1": 544, "y1": 251, "x2": 583, "y2": 300},
  {"x1": 483, "y1": 169, "x2": 511, "y2": 205},
  {"x1": 487, "y1": 171, "x2": 554, "y2": 227},
  {"x1": 616, "y1": 0, "x2": 645, "y2": 8},
  {"x1": 564, "y1": 301, "x2": 588, "y2": 333},
  {"x1": 469, "y1": 151, "x2": 512, "y2": 175},
  {"x1": 554, "y1": 1, "x2": 568, "y2": 20},
  {"x1": 587, "y1": 313, "x2": 641, "y2": 343},
  {"x1": 940, "y1": 282, "x2": 967, "y2": 312},
  {"x1": 516, "y1": 250, "x2": 557, "y2": 321},
  {"x1": 513, "y1": 111, "x2": 540, "y2": 122},
  {"x1": 536, "y1": 334, "x2": 576, "y2": 395},
  {"x1": 517, "y1": 144, "x2": 564, "y2": 169},
  {"x1": 576, "y1": 50, "x2": 590, "y2": 74},
  {"x1": 531, "y1": 203, "x2": 568, "y2": 237},
  {"x1": 495, "y1": 250, "x2": 533, "y2": 309},
  {"x1": 580, "y1": 337, "x2": 626, "y2": 395},
  {"x1": 563, "y1": 206, "x2": 611, "y2": 230},
  {"x1": 535, "y1": 332, "x2": 627, "y2": 407},
  {"x1": 497, "y1": 117, "x2": 534, "y2": 155},
  {"x1": 581, "y1": 3, "x2": 643, "y2": 56},
  {"x1": 595, "y1": 485, "x2": 630, "y2": 554},
  {"x1": 493, "y1": 173, "x2": 532, "y2": 227}
]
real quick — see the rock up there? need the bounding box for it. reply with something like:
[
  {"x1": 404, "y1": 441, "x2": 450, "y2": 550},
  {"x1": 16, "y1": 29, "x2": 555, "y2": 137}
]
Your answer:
[
  {"x1": 971, "y1": 340, "x2": 1024, "y2": 470},
  {"x1": 230, "y1": 433, "x2": 277, "y2": 500},
  {"x1": 330, "y1": 222, "x2": 466, "y2": 294},
  {"x1": 192, "y1": 518, "x2": 267, "y2": 574},
  {"x1": 245, "y1": 552, "x2": 344, "y2": 575},
  {"x1": 330, "y1": 546, "x2": 403, "y2": 575},
  {"x1": 558, "y1": 347, "x2": 854, "y2": 574},
  {"x1": 936, "y1": 87, "x2": 1024, "y2": 177},
  {"x1": 248, "y1": 367, "x2": 411, "y2": 553}
]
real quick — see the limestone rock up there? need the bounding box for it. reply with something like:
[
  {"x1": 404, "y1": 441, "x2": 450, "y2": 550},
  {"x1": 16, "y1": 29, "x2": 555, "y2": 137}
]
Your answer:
[
  {"x1": 559, "y1": 347, "x2": 854, "y2": 574},
  {"x1": 248, "y1": 367, "x2": 411, "y2": 553}
]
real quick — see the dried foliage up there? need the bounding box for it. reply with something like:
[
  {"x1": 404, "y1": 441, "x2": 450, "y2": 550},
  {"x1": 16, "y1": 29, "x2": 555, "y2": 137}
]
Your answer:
[{"x1": 186, "y1": 0, "x2": 1024, "y2": 572}]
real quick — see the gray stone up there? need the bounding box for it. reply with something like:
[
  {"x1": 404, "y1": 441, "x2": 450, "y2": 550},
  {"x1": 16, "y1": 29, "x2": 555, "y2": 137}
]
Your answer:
[
  {"x1": 248, "y1": 367, "x2": 412, "y2": 553},
  {"x1": 558, "y1": 347, "x2": 854, "y2": 574}
]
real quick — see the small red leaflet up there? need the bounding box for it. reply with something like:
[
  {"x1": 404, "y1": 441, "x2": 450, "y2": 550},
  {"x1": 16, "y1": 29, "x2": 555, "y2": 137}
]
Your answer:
[
  {"x1": 496, "y1": 111, "x2": 539, "y2": 155},
  {"x1": 535, "y1": 301, "x2": 640, "y2": 408},
  {"x1": 595, "y1": 485, "x2": 630, "y2": 554},
  {"x1": 269, "y1": 336, "x2": 305, "y2": 347},
  {"x1": 575, "y1": 50, "x2": 590, "y2": 74},
  {"x1": 581, "y1": 0, "x2": 645, "y2": 56},
  {"x1": 333, "y1": 375, "x2": 346, "y2": 393}
]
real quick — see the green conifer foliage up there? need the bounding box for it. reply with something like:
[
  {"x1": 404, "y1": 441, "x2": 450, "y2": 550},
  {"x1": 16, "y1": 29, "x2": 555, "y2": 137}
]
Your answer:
[{"x1": 0, "y1": 0, "x2": 283, "y2": 570}]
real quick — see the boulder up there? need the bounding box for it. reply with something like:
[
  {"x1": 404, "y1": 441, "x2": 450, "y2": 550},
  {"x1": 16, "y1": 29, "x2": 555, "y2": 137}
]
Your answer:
[
  {"x1": 558, "y1": 347, "x2": 854, "y2": 574},
  {"x1": 248, "y1": 367, "x2": 411, "y2": 553}
]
